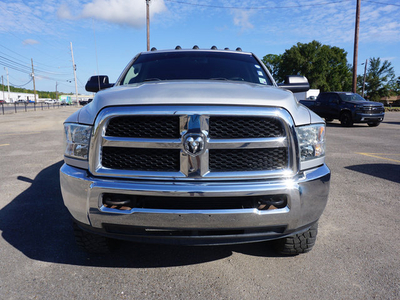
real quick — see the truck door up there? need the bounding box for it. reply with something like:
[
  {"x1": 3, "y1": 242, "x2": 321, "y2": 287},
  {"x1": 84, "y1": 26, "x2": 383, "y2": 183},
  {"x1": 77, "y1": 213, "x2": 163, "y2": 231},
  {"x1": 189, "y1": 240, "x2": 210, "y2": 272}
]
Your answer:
[
  {"x1": 327, "y1": 94, "x2": 341, "y2": 119},
  {"x1": 314, "y1": 93, "x2": 329, "y2": 117}
]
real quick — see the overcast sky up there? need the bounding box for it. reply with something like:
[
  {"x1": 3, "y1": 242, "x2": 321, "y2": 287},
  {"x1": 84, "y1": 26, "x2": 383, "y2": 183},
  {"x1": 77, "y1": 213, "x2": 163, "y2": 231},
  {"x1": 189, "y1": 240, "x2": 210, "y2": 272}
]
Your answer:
[{"x1": 0, "y1": 0, "x2": 399, "y2": 95}]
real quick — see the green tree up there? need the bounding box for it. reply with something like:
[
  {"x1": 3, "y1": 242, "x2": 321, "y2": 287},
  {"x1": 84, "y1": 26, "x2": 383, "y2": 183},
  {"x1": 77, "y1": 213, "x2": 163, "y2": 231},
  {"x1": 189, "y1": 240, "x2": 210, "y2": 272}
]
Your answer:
[
  {"x1": 263, "y1": 40, "x2": 352, "y2": 92},
  {"x1": 362, "y1": 57, "x2": 396, "y2": 101},
  {"x1": 262, "y1": 54, "x2": 282, "y2": 79},
  {"x1": 396, "y1": 76, "x2": 400, "y2": 94}
]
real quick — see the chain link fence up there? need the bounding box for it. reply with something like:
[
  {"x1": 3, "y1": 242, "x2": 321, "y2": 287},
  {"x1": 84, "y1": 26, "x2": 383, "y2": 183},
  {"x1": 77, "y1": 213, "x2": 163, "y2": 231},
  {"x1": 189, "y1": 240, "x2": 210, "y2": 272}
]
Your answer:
[{"x1": 0, "y1": 102, "x2": 78, "y2": 115}]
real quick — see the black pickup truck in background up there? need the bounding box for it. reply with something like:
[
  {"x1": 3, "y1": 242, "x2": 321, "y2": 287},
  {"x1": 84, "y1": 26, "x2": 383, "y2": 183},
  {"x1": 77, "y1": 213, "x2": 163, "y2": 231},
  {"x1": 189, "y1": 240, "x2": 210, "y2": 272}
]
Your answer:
[{"x1": 300, "y1": 92, "x2": 385, "y2": 127}]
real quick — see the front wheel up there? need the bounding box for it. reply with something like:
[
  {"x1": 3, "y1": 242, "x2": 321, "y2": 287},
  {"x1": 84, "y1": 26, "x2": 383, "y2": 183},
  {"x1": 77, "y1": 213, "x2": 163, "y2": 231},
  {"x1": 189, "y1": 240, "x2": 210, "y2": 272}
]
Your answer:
[
  {"x1": 273, "y1": 223, "x2": 318, "y2": 255},
  {"x1": 340, "y1": 112, "x2": 353, "y2": 127},
  {"x1": 73, "y1": 222, "x2": 113, "y2": 254}
]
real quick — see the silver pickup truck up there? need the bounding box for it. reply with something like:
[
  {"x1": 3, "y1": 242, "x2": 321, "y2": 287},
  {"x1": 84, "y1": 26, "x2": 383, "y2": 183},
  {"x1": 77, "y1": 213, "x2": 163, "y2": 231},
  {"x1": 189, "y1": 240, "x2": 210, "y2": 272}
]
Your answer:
[{"x1": 60, "y1": 47, "x2": 330, "y2": 255}]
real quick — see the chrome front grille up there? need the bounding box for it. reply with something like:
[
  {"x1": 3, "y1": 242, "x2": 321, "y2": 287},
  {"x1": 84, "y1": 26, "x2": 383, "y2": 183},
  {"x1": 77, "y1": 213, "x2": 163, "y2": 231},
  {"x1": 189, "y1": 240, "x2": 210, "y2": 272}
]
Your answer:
[
  {"x1": 361, "y1": 107, "x2": 384, "y2": 114},
  {"x1": 90, "y1": 106, "x2": 297, "y2": 180}
]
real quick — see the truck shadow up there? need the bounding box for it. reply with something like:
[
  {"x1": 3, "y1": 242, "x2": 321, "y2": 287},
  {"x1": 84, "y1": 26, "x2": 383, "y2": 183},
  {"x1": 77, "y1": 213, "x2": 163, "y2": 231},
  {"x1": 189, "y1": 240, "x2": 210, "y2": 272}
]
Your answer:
[
  {"x1": 345, "y1": 163, "x2": 400, "y2": 184},
  {"x1": 384, "y1": 121, "x2": 400, "y2": 125},
  {"x1": 0, "y1": 161, "x2": 278, "y2": 268},
  {"x1": 325, "y1": 122, "x2": 369, "y2": 128}
]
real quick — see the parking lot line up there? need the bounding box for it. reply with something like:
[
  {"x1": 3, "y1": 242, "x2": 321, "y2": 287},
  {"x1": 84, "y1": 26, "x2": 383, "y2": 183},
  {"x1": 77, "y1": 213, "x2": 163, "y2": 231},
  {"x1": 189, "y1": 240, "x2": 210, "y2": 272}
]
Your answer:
[
  {"x1": 0, "y1": 132, "x2": 41, "y2": 137},
  {"x1": 357, "y1": 152, "x2": 400, "y2": 163},
  {"x1": 0, "y1": 144, "x2": 10, "y2": 147}
]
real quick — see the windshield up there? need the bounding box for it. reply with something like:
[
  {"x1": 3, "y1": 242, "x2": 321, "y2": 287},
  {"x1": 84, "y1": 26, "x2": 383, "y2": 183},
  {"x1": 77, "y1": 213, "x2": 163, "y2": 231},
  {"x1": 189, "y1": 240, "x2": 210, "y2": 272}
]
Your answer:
[
  {"x1": 338, "y1": 93, "x2": 368, "y2": 102},
  {"x1": 120, "y1": 51, "x2": 273, "y2": 86}
]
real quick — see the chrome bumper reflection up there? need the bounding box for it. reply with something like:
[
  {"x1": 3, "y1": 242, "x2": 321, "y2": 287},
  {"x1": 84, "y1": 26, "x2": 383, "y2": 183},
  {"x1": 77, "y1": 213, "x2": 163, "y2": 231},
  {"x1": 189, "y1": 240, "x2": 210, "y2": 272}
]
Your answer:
[{"x1": 60, "y1": 163, "x2": 330, "y2": 232}]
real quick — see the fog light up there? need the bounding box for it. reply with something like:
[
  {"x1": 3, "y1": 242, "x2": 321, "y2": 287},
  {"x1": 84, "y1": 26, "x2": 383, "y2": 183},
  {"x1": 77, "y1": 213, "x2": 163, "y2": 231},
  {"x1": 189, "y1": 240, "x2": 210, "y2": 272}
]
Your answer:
[
  {"x1": 103, "y1": 194, "x2": 136, "y2": 210},
  {"x1": 257, "y1": 195, "x2": 287, "y2": 210}
]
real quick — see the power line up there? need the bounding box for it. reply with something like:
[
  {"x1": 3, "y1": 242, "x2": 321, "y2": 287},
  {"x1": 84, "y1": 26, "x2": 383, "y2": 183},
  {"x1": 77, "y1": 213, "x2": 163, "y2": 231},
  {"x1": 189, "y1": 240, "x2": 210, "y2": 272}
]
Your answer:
[
  {"x1": 34, "y1": 67, "x2": 71, "y2": 76},
  {"x1": 0, "y1": 60, "x2": 31, "y2": 74},
  {"x1": 8, "y1": 73, "x2": 31, "y2": 83},
  {"x1": 0, "y1": 32, "x2": 70, "y2": 68},
  {"x1": 0, "y1": 55, "x2": 32, "y2": 72},
  {"x1": 0, "y1": 43, "x2": 31, "y2": 62},
  {"x1": 77, "y1": 77, "x2": 86, "y2": 88},
  {"x1": 0, "y1": 7, "x2": 72, "y2": 62},
  {"x1": 0, "y1": 47, "x2": 31, "y2": 67},
  {"x1": 9, "y1": 78, "x2": 32, "y2": 88},
  {"x1": 0, "y1": 46, "x2": 72, "y2": 76},
  {"x1": 362, "y1": 0, "x2": 400, "y2": 7},
  {"x1": 0, "y1": 55, "x2": 72, "y2": 82},
  {"x1": 164, "y1": 0, "x2": 400, "y2": 9},
  {"x1": 1, "y1": 31, "x2": 70, "y2": 63},
  {"x1": 164, "y1": 0, "x2": 353, "y2": 10},
  {"x1": 0, "y1": 45, "x2": 71, "y2": 75}
]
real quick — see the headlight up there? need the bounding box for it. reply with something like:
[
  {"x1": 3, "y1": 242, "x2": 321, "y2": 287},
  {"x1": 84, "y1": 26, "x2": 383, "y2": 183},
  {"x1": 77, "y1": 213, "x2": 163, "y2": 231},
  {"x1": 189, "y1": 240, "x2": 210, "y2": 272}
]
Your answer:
[
  {"x1": 64, "y1": 123, "x2": 92, "y2": 160},
  {"x1": 296, "y1": 124, "x2": 326, "y2": 162}
]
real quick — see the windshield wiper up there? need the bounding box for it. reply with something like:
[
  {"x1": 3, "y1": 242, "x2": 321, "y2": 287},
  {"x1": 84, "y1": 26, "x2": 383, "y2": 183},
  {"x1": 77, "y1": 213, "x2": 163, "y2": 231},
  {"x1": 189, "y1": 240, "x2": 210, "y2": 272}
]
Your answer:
[
  {"x1": 143, "y1": 78, "x2": 162, "y2": 82},
  {"x1": 210, "y1": 77, "x2": 228, "y2": 81}
]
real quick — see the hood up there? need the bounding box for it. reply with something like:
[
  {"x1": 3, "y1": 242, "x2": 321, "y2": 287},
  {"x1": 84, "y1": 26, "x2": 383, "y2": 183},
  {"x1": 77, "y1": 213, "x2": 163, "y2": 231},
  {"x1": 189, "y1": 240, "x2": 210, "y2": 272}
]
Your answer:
[
  {"x1": 346, "y1": 100, "x2": 383, "y2": 107},
  {"x1": 69, "y1": 80, "x2": 319, "y2": 126}
]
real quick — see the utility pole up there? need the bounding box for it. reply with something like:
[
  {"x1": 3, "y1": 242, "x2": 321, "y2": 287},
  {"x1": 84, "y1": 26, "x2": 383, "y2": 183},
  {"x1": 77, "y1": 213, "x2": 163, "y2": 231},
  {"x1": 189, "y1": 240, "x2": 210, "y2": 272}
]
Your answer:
[
  {"x1": 70, "y1": 42, "x2": 79, "y2": 104},
  {"x1": 1, "y1": 76, "x2": 5, "y2": 102},
  {"x1": 56, "y1": 81, "x2": 59, "y2": 101},
  {"x1": 146, "y1": 0, "x2": 150, "y2": 51},
  {"x1": 5, "y1": 67, "x2": 10, "y2": 102},
  {"x1": 31, "y1": 58, "x2": 37, "y2": 103},
  {"x1": 362, "y1": 59, "x2": 368, "y2": 97},
  {"x1": 352, "y1": 0, "x2": 361, "y2": 93}
]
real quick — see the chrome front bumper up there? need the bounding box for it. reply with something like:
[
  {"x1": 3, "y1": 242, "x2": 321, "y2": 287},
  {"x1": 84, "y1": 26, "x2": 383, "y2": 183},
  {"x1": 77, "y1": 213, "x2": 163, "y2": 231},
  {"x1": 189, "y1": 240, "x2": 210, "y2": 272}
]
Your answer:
[
  {"x1": 354, "y1": 112, "x2": 385, "y2": 122},
  {"x1": 60, "y1": 163, "x2": 330, "y2": 244}
]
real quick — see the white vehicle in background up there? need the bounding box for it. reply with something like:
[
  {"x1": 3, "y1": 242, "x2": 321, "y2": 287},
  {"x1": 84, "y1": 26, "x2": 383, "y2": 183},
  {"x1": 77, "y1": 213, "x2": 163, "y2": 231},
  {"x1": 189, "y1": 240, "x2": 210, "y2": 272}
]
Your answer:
[{"x1": 44, "y1": 99, "x2": 58, "y2": 104}]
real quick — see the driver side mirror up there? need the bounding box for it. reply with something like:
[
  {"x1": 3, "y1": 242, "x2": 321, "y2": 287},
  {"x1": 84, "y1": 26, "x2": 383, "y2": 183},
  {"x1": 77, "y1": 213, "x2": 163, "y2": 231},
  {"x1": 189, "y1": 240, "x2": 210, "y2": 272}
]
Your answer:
[
  {"x1": 278, "y1": 75, "x2": 310, "y2": 93},
  {"x1": 85, "y1": 75, "x2": 114, "y2": 93}
]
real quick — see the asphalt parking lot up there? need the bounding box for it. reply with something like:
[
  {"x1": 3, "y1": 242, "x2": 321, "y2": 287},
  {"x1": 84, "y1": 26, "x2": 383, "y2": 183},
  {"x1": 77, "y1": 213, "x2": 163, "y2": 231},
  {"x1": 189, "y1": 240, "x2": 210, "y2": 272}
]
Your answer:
[{"x1": 0, "y1": 108, "x2": 399, "y2": 299}]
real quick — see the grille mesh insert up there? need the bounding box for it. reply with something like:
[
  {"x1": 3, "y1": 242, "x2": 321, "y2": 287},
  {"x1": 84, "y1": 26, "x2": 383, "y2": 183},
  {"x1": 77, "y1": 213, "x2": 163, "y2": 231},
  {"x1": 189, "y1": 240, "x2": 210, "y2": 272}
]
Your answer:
[
  {"x1": 106, "y1": 116, "x2": 180, "y2": 138},
  {"x1": 102, "y1": 147, "x2": 180, "y2": 171},
  {"x1": 210, "y1": 148, "x2": 287, "y2": 172},
  {"x1": 209, "y1": 116, "x2": 284, "y2": 138},
  {"x1": 361, "y1": 107, "x2": 384, "y2": 114}
]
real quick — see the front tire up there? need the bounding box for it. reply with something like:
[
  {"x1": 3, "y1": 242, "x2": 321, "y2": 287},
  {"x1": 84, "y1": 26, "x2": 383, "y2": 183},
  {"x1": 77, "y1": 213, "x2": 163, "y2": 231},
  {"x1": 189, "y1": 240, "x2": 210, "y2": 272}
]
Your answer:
[
  {"x1": 73, "y1": 222, "x2": 113, "y2": 254},
  {"x1": 340, "y1": 112, "x2": 353, "y2": 127},
  {"x1": 273, "y1": 223, "x2": 318, "y2": 255}
]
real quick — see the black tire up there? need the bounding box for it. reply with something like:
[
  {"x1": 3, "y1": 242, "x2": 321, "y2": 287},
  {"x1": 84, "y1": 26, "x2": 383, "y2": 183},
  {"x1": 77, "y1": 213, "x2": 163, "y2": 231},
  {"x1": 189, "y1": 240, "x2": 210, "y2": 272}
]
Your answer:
[
  {"x1": 340, "y1": 112, "x2": 353, "y2": 127},
  {"x1": 273, "y1": 223, "x2": 318, "y2": 255},
  {"x1": 367, "y1": 122, "x2": 380, "y2": 127},
  {"x1": 73, "y1": 222, "x2": 112, "y2": 254},
  {"x1": 325, "y1": 118, "x2": 334, "y2": 123}
]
